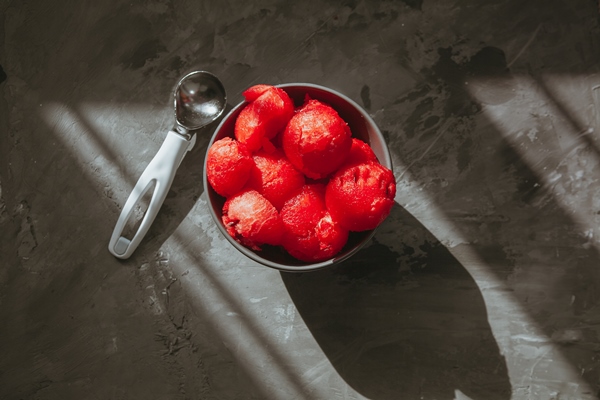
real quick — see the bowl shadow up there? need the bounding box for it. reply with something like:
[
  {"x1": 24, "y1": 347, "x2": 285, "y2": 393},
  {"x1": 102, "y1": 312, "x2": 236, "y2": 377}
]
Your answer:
[{"x1": 281, "y1": 202, "x2": 511, "y2": 399}]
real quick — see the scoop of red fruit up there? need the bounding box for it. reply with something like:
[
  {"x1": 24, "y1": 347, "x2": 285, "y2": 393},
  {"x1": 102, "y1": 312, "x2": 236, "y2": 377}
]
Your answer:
[
  {"x1": 222, "y1": 189, "x2": 283, "y2": 251},
  {"x1": 282, "y1": 97, "x2": 352, "y2": 179},
  {"x1": 326, "y1": 161, "x2": 396, "y2": 232},
  {"x1": 280, "y1": 184, "x2": 349, "y2": 262},
  {"x1": 206, "y1": 137, "x2": 253, "y2": 197},
  {"x1": 206, "y1": 84, "x2": 396, "y2": 263},
  {"x1": 344, "y1": 137, "x2": 379, "y2": 167},
  {"x1": 234, "y1": 86, "x2": 294, "y2": 152},
  {"x1": 245, "y1": 149, "x2": 305, "y2": 210}
]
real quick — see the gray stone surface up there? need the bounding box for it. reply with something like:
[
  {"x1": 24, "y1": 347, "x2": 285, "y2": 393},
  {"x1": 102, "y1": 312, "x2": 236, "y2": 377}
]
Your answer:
[{"x1": 1, "y1": 0, "x2": 600, "y2": 399}]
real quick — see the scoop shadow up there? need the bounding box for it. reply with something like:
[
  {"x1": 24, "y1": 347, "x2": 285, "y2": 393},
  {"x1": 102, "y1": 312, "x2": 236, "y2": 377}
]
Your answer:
[{"x1": 281, "y1": 203, "x2": 511, "y2": 399}]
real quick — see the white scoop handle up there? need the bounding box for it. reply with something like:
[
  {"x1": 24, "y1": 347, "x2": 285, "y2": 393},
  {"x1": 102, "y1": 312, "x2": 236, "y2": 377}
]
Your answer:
[{"x1": 108, "y1": 130, "x2": 196, "y2": 259}]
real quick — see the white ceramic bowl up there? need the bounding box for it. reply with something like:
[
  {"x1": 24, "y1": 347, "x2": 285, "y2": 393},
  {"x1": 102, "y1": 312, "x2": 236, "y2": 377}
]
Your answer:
[{"x1": 203, "y1": 83, "x2": 393, "y2": 272}]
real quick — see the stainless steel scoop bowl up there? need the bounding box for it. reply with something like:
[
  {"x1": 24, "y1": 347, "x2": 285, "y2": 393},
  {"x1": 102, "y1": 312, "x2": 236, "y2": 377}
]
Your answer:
[{"x1": 175, "y1": 71, "x2": 227, "y2": 134}]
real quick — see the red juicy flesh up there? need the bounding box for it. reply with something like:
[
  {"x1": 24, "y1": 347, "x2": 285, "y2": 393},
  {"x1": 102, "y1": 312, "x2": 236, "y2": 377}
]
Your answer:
[
  {"x1": 243, "y1": 85, "x2": 272, "y2": 102},
  {"x1": 344, "y1": 138, "x2": 378, "y2": 167},
  {"x1": 234, "y1": 104, "x2": 266, "y2": 152},
  {"x1": 282, "y1": 98, "x2": 352, "y2": 179},
  {"x1": 255, "y1": 88, "x2": 294, "y2": 139},
  {"x1": 245, "y1": 149, "x2": 305, "y2": 210},
  {"x1": 206, "y1": 137, "x2": 254, "y2": 197},
  {"x1": 280, "y1": 184, "x2": 349, "y2": 262},
  {"x1": 222, "y1": 189, "x2": 283, "y2": 250},
  {"x1": 325, "y1": 162, "x2": 396, "y2": 232},
  {"x1": 235, "y1": 86, "x2": 294, "y2": 152}
]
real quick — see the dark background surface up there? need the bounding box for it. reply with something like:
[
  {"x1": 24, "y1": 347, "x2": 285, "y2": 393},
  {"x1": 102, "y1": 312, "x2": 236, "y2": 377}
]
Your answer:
[{"x1": 1, "y1": 0, "x2": 600, "y2": 398}]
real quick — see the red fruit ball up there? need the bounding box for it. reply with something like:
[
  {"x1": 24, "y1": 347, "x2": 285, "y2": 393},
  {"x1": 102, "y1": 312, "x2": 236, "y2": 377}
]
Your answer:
[
  {"x1": 242, "y1": 85, "x2": 272, "y2": 102},
  {"x1": 280, "y1": 184, "x2": 349, "y2": 262},
  {"x1": 206, "y1": 137, "x2": 253, "y2": 197},
  {"x1": 235, "y1": 86, "x2": 294, "y2": 152},
  {"x1": 234, "y1": 105, "x2": 265, "y2": 153},
  {"x1": 222, "y1": 189, "x2": 283, "y2": 250},
  {"x1": 344, "y1": 138, "x2": 378, "y2": 167},
  {"x1": 282, "y1": 98, "x2": 352, "y2": 179},
  {"x1": 245, "y1": 149, "x2": 305, "y2": 210},
  {"x1": 326, "y1": 162, "x2": 396, "y2": 232}
]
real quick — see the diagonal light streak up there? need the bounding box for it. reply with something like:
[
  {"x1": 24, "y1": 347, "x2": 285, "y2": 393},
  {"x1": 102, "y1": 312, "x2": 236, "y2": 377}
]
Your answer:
[
  {"x1": 42, "y1": 95, "x2": 596, "y2": 398},
  {"x1": 41, "y1": 101, "x2": 367, "y2": 399},
  {"x1": 467, "y1": 74, "x2": 600, "y2": 238}
]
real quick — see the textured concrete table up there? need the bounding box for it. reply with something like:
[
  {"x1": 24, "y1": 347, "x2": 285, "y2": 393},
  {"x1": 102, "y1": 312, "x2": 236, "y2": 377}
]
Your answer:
[{"x1": 1, "y1": 0, "x2": 600, "y2": 399}]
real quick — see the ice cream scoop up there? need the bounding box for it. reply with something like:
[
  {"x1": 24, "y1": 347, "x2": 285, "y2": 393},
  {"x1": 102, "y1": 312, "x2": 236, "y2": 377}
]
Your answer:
[{"x1": 108, "y1": 71, "x2": 226, "y2": 259}]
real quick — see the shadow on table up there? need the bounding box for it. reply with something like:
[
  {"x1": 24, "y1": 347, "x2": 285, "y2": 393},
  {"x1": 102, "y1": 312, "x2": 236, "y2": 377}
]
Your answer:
[{"x1": 281, "y1": 203, "x2": 511, "y2": 400}]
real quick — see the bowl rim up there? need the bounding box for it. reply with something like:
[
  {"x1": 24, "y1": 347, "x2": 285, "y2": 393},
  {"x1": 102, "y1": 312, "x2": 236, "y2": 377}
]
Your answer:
[{"x1": 202, "y1": 82, "x2": 392, "y2": 272}]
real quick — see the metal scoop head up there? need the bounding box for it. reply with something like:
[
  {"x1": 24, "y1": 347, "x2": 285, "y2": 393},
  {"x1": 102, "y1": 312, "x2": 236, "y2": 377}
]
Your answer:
[{"x1": 174, "y1": 71, "x2": 227, "y2": 133}]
